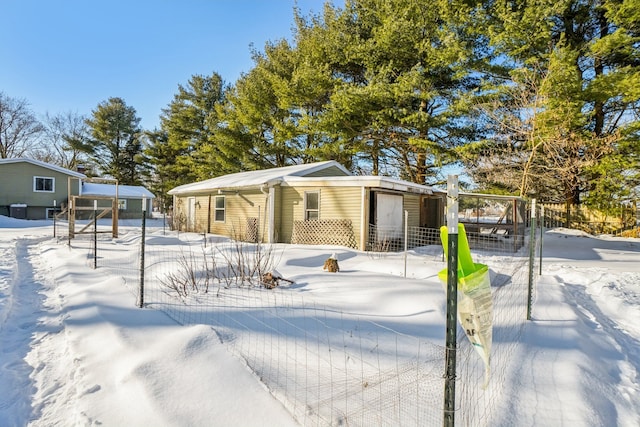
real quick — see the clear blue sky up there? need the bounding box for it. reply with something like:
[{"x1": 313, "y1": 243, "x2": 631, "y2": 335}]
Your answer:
[{"x1": 1, "y1": 0, "x2": 339, "y2": 130}]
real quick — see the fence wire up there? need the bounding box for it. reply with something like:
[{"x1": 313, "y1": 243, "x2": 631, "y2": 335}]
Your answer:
[{"x1": 53, "y1": 216, "x2": 542, "y2": 427}]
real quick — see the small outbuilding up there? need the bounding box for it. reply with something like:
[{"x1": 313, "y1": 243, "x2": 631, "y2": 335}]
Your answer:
[
  {"x1": 78, "y1": 182, "x2": 155, "y2": 219},
  {"x1": 168, "y1": 161, "x2": 439, "y2": 251}
]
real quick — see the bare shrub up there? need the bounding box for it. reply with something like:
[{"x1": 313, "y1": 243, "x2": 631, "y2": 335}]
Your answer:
[
  {"x1": 215, "y1": 238, "x2": 280, "y2": 287},
  {"x1": 161, "y1": 246, "x2": 218, "y2": 300},
  {"x1": 161, "y1": 237, "x2": 282, "y2": 300}
]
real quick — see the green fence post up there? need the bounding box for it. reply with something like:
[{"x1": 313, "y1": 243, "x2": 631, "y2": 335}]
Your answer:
[
  {"x1": 93, "y1": 200, "x2": 97, "y2": 269},
  {"x1": 139, "y1": 197, "x2": 147, "y2": 308},
  {"x1": 443, "y1": 175, "x2": 459, "y2": 427}
]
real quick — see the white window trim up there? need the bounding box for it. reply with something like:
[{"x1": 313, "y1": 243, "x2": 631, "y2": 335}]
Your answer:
[
  {"x1": 33, "y1": 176, "x2": 55, "y2": 193},
  {"x1": 45, "y1": 207, "x2": 61, "y2": 219},
  {"x1": 214, "y1": 195, "x2": 225, "y2": 223},
  {"x1": 304, "y1": 190, "x2": 320, "y2": 220}
]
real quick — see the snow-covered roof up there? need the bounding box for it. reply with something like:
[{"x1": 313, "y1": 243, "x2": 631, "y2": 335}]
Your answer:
[
  {"x1": 281, "y1": 175, "x2": 433, "y2": 194},
  {"x1": 81, "y1": 182, "x2": 155, "y2": 199},
  {"x1": 168, "y1": 161, "x2": 351, "y2": 195},
  {"x1": 0, "y1": 158, "x2": 86, "y2": 178}
]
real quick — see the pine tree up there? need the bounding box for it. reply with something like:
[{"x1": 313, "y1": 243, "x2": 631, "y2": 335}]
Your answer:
[
  {"x1": 468, "y1": 0, "x2": 640, "y2": 205},
  {"x1": 157, "y1": 73, "x2": 228, "y2": 182},
  {"x1": 216, "y1": 41, "x2": 309, "y2": 169},
  {"x1": 84, "y1": 97, "x2": 144, "y2": 185},
  {"x1": 294, "y1": 0, "x2": 490, "y2": 183}
]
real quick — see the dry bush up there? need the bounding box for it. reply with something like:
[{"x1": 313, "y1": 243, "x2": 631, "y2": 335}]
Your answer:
[
  {"x1": 160, "y1": 246, "x2": 218, "y2": 300},
  {"x1": 161, "y1": 238, "x2": 282, "y2": 300}
]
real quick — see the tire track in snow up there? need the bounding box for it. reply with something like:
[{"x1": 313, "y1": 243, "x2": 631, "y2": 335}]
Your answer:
[
  {"x1": 0, "y1": 238, "x2": 47, "y2": 425},
  {"x1": 557, "y1": 274, "x2": 640, "y2": 426},
  {"x1": 25, "y1": 239, "x2": 90, "y2": 427}
]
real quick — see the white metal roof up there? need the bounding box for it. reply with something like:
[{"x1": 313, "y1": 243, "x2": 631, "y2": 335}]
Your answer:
[
  {"x1": 81, "y1": 182, "x2": 155, "y2": 199},
  {"x1": 281, "y1": 175, "x2": 433, "y2": 194},
  {"x1": 0, "y1": 157, "x2": 86, "y2": 178},
  {"x1": 168, "y1": 161, "x2": 351, "y2": 195}
]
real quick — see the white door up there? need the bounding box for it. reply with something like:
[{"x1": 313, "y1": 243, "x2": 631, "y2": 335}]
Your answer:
[
  {"x1": 376, "y1": 193, "x2": 403, "y2": 239},
  {"x1": 187, "y1": 197, "x2": 196, "y2": 231}
]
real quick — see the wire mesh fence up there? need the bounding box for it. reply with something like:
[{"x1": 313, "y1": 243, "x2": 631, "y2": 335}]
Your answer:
[
  {"x1": 367, "y1": 224, "x2": 525, "y2": 254},
  {"x1": 50, "y1": 211, "x2": 543, "y2": 427}
]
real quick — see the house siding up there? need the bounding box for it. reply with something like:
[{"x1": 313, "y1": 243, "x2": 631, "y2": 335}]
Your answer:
[
  {"x1": 187, "y1": 195, "x2": 210, "y2": 233},
  {"x1": 166, "y1": 161, "x2": 438, "y2": 251},
  {"x1": 403, "y1": 194, "x2": 422, "y2": 228},
  {"x1": 279, "y1": 186, "x2": 362, "y2": 244},
  {"x1": 173, "y1": 191, "x2": 270, "y2": 241},
  {"x1": 208, "y1": 190, "x2": 270, "y2": 241},
  {"x1": 74, "y1": 197, "x2": 149, "y2": 219},
  {"x1": 0, "y1": 162, "x2": 80, "y2": 219},
  {"x1": 272, "y1": 186, "x2": 283, "y2": 242}
]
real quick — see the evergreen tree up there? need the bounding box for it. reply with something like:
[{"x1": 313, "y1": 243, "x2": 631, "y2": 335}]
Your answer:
[
  {"x1": 294, "y1": 0, "x2": 489, "y2": 183},
  {"x1": 155, "y1": 72, "x2": 228, "y2": 183},
  {"x1": 84, "y1": 97, "x2": 144, "y2": 185},
  {"x1": 142, "y1": 129, "x2": 172, "y2": 211},
  {"x1": 585, "y1": 0, "x2": 640, "y2": 205},
  {"x1": 216, "y1": 0, "x2": 490, "y2": 181},
  {"x1": 216, "y1": 41, "x2": 309, "y2": 169},
  {"x1": 468, "y1": 0, "x2": 640, "y2": 205}
]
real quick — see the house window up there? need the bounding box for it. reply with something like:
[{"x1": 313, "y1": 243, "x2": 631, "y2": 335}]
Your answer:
[
  {"x1": 46, "y1": 208, "x2": 61, "y2": 219},
  {"x1": 214, "y1": 196, "x2": 225, "y2": 222},
  {"x1": 304, "y1": 191, "x2": 319, "y2": 220},
  {"x1": 118, "y1": 199, "x2": 127, "y2": 210},
  {"x1": 34, "y1": 176, "x2": 55, "y2": 192}
]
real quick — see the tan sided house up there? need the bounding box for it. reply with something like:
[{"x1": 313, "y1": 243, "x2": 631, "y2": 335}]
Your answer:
[
  {"x1": 0, "y1": 158, "x2": 85, "y2": 220},
  {"x1": 168, "y1": 161, "x2": 443, "y2": 250}
]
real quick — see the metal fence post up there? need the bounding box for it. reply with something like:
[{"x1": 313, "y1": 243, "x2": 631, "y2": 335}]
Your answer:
[
  {"x1": 53, "y1": 200, "x2": 57, "y2": 238},
  {"x1": 404, "y1": 210, "x2": 408, "y2": 278},
  {"x1": 68, "y1": 199, "x2": 72, "y2": 247},
  {"x1": 139, "y1": 197, "x2": 147, "y2": 308},
  {"x1": 539, "y1": 205, "x2": 544, "y2": 275},
  {"x1": 93, "y1": 200, "x2": 97, "y2": 269},
  {"x1": 443, "y1": 175, "x2": 459, "y2": 427},
  {"x1": 527, "y1": 199, "x2": 536, "y2": 320}
]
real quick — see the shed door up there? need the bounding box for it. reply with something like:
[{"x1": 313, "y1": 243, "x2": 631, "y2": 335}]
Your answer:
[
  {"x1": 376, "y1": 193, "x2": 403, "y2": 238},
  {"x1": 420, "y1": 196, "x2": 442, "y2": 228},
  {"x1": 187, "y1": 197, "x2": 196, "y2": 231}
]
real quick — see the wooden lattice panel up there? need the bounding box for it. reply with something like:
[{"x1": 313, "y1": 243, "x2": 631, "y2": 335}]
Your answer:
[{"x1": 291, "y1": 219, "x2": 357, "y2": 248}]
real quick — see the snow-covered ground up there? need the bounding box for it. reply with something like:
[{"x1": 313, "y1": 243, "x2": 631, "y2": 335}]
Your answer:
[{"x1": 0, "y1": 215, "x2": 638, "y2": 426}]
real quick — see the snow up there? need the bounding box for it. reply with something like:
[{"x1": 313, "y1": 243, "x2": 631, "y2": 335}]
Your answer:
[
  {"x1": 81, "y1": 183, "x2": 155, "y2": 199},
  {"x1": 0, "y1": 158, "x2": 85, "y2": 178},
  {"x1": 0, "y1": 216, "x2": 638, "y2": 426},
  {"x1": 167, "y1": 160, "x2": 349, "y2": 194}
]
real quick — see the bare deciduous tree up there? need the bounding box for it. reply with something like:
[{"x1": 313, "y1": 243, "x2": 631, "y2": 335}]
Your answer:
[
  {"x1": 464, "y1": 65, "x2": 615, "y2": 205},
  {"x1": 0, "y1": 92, "x2": 44, "y2": 158},
  {"x1": 33, "y1": 111, "x2": 89, "y2": 169}
]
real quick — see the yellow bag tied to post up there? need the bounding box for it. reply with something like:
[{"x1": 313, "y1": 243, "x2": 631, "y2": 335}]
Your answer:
[{"x1": 439, "y1": 224, "x2": 493, "y2": 389}]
